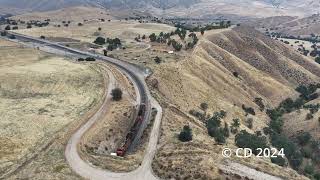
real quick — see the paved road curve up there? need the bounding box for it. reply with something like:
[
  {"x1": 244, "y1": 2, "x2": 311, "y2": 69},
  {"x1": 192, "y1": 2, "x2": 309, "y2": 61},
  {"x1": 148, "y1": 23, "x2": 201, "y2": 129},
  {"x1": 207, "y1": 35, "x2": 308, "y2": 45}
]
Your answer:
[{"x1": 3, "y1": 32, "x2": 163, "y2": 180}]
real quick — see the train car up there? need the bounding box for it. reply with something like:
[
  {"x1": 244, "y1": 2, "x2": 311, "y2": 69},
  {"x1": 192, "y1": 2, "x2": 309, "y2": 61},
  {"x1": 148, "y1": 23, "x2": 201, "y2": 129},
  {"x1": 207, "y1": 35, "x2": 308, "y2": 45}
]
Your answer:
[{"x1": 116, "y1": 104, "x2": 146, "y2": 157}]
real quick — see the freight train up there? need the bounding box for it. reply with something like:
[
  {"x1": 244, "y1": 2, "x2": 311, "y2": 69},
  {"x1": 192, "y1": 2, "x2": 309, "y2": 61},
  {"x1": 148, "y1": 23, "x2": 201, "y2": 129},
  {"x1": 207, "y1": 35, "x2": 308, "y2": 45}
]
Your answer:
[{"x1": 116, "y1": 104, "x2": 146, "y2": 157}]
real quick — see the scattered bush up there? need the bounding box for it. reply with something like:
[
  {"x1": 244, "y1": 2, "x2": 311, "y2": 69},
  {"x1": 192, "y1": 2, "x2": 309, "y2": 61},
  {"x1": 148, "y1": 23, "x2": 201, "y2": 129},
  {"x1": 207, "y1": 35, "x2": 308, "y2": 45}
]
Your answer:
[
  {"x1": 149, "y1": 33, "x2": 157, "y2": 42},
  {"x1": 242, "y1": 105, "x2": 256, "y2": 116},
  {"x1": 316, "y1": 57, "x2": 320, "y2": 64},
  {"x1": 106, "y1": 38, "x2": 122, "y2": 51},
  {"x1": 233, "y1": 72, "x2": 239, "y2": 78},
  {"x1": 200, "y1": 103, "x2": 208, "y2": 111},
  {"x1": 231, "y1": 118, "x2": 240, "y2": 134},
  {"x1": 246, "y1": 118, "x2": 253, "y2": 129},
  {"x1": 254, "y1": 97, "x2": 265, "y2": 111},
  {"x1": 93, "y1": 37, "x2": 106, "y2": 45},
  {"x1": 304, "y1": 164, "x2": 314, "y2": 175},
  {"x1": 271, "y1": 156, "x2": 286, "y2": 167},
  {"x1": 154, "y1": 56, "x2": 162, "y2": 64},
  {"x1": 111, "y1": 88, "x2": 122, "y2": 101},
  {"x1": 301, "y1": 147, "x2": 312, "y2": 158},
  {"x1": 178, "y1": 125, "x2": 193, "y2": 142},
  {"x1": 296, "y1": 132, "x2": 311, "y2": 146}
]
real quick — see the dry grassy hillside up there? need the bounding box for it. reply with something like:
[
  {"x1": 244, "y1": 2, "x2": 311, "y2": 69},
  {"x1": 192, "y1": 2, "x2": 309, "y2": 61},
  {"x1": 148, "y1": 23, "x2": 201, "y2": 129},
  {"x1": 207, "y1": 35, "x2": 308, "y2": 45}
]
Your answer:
[
  {"x1": 253, "y1": 14, "x2": 320, "y2": 37},
  {"x1": 149, "y1": 26, "x2": 318, "y2": 179},
  {"x1": 11, "y1": 6, "x2": 115, "y2": 23},
  {"x1": 0, "y1": 39, "x2": 105, "y2": 178}
]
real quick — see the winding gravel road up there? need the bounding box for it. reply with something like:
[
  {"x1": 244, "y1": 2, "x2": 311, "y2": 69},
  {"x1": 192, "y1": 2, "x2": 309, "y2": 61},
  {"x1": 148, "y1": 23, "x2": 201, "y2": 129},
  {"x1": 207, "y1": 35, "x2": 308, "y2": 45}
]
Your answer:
[{"x1": 3, "y1": 32, "x2": 163, "y2": 180}]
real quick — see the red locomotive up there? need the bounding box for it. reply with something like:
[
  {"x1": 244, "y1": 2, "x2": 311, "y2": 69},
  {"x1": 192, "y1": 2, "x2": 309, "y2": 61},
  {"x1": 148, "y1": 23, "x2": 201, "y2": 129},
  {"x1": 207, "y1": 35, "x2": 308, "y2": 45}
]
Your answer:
[{"x1": 116, "y1": 104, "x2": 146, "y2": 157}]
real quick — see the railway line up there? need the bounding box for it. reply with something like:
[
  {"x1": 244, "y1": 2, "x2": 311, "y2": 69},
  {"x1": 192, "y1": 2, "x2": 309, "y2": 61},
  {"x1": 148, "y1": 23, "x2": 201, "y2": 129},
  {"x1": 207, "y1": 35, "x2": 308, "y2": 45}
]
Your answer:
[{"x1": 2, "y1": 31, "x2": 162, "y2": 180}]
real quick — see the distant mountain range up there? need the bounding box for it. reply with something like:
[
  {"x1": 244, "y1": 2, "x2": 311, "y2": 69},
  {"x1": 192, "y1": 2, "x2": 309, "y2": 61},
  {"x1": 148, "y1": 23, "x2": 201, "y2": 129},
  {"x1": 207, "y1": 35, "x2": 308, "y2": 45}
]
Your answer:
[
  {"x1": 0, "y1": 0, "x2": 319, "y2": 17},
  {"x1": 0, "y1": 0, "x2": 199, "y2": 11}
]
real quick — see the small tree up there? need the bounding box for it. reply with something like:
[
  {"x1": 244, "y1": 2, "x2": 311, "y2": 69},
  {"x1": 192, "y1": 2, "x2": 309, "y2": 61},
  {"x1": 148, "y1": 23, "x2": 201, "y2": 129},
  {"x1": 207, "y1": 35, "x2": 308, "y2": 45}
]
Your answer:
[
  {"x1": 94, "y1": 37, "x2": 106, "y2": 45},
  {"x1": 178, "y1": 125, "x2": 193, "y2": 142},
  {"x1": 200, "y1": 102, "x2": 208, "y2": 111},
  {"x1": 316, "y1": 57, "x2": 320, "y2": 64},
  {"x1": 149, "y1": 33, "x2": 157, "y2": 42},
  {"x1": 154, "y1": 56, "x2": 162, "y2": 64},
  {"x1": 233, "y1": 72, "x2": 239, "y2": 78},
  {"x1": 111, "y1": 88, "x2": 122, "y2": 101},
  {"x1": 271, "y1": 156, "x2": 286, "y2": 167},
  {"x1": 98, "y1": 27, "x2": 102, "y2": 31},
  {"x1": 246, "y1": 118, "x2": 253, "y2": 129},
  {"x1": 304, "y1": 164, "x2": 314, "y2": 175},
  {"x1": 297, "y1": 132, "x2": 311, "y2": 146}
]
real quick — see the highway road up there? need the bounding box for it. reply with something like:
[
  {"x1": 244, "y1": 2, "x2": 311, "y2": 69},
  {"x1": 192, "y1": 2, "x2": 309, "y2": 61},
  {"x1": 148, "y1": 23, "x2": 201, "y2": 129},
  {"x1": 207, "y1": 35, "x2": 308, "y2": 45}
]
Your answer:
[{"x1": 3, "y1": 32, "x2": 163, "y2": 180}]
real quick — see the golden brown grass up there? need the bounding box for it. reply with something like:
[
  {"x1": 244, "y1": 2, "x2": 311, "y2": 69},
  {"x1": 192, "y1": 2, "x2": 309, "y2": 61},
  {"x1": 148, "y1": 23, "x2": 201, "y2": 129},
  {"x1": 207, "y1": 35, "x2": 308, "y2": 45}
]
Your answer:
[{"x1": 0, "y1": 41, "x2": 105, "y2": 177}]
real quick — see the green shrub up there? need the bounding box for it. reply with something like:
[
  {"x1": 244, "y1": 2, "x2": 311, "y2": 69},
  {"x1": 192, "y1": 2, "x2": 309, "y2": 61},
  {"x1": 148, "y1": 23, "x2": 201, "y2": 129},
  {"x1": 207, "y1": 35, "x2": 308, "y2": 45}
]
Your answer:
[
  {"x1": 304, "y1": 164, "x2": 314, "y2": 175},
  {"x1": 111, "y1": 88, "x2": 122, "y2": 101},
  {"x1": 271, "y1": 156, "x2": 286, "y2": 167},
  {"x1": 149, "y1": 33, "x2": 157, "y2": 42},
  {"x1": 242, "y1": 105, "x2": 256, "y2": 115},
  {"x1": 301, "y1": 147, "x2": 312, "y2": 158},
  {"x1": 93, "y1": 37, "x2": 106, "y2": 45},
  {"x1": 154, "y1": 56, "x2": 162, "y2": 64},
  {"x1": 254, "y1": 98, "x2": 265, "y2": 111},
  {"x1": 235, "y1": 130, "x2": 268, "y2": 155},
  {"x1": 178, "y1": 125, "x2": 193, "y2": 142},
  {"x1": 297, "y1": 132, "x2": 311, "y2": 146}
]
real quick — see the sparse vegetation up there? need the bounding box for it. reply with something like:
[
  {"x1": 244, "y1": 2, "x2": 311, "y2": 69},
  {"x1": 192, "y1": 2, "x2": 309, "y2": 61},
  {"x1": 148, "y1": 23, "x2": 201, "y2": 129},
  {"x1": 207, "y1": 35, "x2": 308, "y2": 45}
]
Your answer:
[
  {"x1": 242, "y1": 105, "x2": 256, "y2": 116},
  {"x1": 93, "y1": 37, "x2": 106, "y2": 45},
  {"x1": 178, "y1": 125, "x2": 193, "y2": 142},
  {"x1": 111, "y1": 88, "x2": 122, "y2": 101},
  {"x1": 206, "y1": 111, "x2": 228, "y2": 144},
  {"x1": 154, "y1": 56, "x2": 162, "y2": 64}
]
